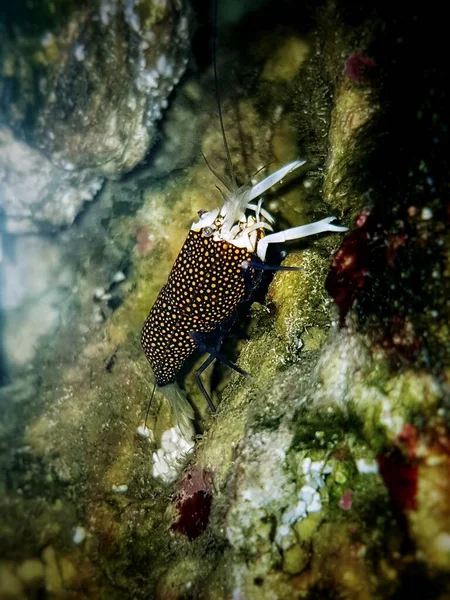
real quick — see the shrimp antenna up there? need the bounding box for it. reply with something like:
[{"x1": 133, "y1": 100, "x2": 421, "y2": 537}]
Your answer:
[
  {"x1": 144, "y1": 380, "x2": 157, "y2": 430},
  {"x1": 201, "y1": 150, "x2": 232, "y2": 192},
  {"x1": 213, "y1": 0, "x2": 238, "y2": 191}
]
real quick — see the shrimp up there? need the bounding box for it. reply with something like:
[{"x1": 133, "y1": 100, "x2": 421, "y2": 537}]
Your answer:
[
  {"x1": 141, "y1": 159, "x2": 347, "y2": 428},
  {"x1": 141, "y1": 0, "x2": 347, "y2": 429}
]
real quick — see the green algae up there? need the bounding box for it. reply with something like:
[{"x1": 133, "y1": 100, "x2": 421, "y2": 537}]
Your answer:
[{"x1": 1, "y1": 1, "x2": 450, "y2": 599}]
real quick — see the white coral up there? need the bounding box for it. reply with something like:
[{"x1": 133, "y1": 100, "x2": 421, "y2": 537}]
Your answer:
[{"x1": 152, "y1": 426, "x2": 194, "y2": 483}]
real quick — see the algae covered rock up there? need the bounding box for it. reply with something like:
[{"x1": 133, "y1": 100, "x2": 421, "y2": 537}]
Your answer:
[
  {"x1": 0, "y1": 0, "x2": 192, "y2": 233},
  {"x1": 32, "y1": 0, "x2": 192, "y2": 177},
  {"x1": 0, "y1": 0, "x2": 449, "y2": 599}
]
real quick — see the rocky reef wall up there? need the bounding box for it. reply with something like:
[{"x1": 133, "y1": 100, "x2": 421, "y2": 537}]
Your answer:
[{"x1": 0, "y1": 1, "x2": 449, "y2": 599}]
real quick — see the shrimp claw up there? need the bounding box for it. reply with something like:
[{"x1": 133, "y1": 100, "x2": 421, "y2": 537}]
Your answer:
[{"x1": 256, "y1": 217, "x2": 348, "y2": 262}]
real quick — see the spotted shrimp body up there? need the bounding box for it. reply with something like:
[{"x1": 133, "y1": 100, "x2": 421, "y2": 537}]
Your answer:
[{"x1": 141, "y1": 159, "x2": 347, "y2": 426}]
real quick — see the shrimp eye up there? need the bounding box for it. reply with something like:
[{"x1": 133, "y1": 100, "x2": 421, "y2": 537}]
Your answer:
[{"x1": 202, "y1": 226, "x2": 214, "y2": 238}]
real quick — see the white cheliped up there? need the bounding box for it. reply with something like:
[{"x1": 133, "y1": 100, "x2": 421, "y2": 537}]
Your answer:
[{"x1": 191, "y1": 159, "x2": 348, "y2": 261}]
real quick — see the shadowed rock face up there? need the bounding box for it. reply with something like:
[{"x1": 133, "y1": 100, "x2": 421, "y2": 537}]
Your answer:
[
  {"x1": 32, "y1": 0, "x2": 191, "y2": 177},
  {"x1": 0, "y1": 0, "x2": 192, "y2": 233}
]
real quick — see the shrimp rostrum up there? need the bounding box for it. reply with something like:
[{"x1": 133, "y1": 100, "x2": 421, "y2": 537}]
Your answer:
[{"x1": 141, "y1": 158, "x2": 347, "y2": 428}]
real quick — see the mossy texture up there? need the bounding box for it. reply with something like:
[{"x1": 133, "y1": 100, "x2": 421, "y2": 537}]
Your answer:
[{"x1": 1, "y1": 1, "x2": 449, "y2": 599}]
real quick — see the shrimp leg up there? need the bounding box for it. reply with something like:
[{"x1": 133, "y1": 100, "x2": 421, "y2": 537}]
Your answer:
[
  {"x1": 195, "y1": 354, "x2": 217, "y2": 412},
  {"x1": 191, "y1": 331, "x2": 251, "y2": 413}
]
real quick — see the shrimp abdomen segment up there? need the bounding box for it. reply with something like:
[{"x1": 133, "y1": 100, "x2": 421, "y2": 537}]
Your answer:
[{"x1": 141, "y1": 231, "x2": 254, "y2": 386}]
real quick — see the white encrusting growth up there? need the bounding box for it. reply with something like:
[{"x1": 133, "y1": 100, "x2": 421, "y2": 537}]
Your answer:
[
  {"x1": 356, "y1": 458, "x2": 379, "y2": 474},
  {"x1": 74, "y1": 44, "x2": 86, "y2": 61},
  {"x1": 275, "y1": 458, "x2": 332, "y2": 547},
  {"x1": 111, "y1": 484, "x2": 128, "y2": 493},
  {"x1": 72, "y1": 526, "x2": 87, "y2": 545},
  {"x1": 421, "y1": 207, "x2": 433, "y2": 220},
  {"x1": 152, "y1": 425, "x2": 195, "y2": 483},
  {"x1": 99, "y1": 0, "x2": 116, "y2": 26},
  {"x1": 136, "y1": 424, "x2": 154, "y2": 440}
]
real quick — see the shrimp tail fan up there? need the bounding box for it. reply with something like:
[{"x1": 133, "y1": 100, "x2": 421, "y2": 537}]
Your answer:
[{"x1": 159, "y1": 383, "x2": 195, "y2": 438}]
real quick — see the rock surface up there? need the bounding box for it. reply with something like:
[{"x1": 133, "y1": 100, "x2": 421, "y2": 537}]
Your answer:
[
  {"x1": 0, "y1": 127, "x2": 103, "y2": 234},
  {"x1": 0, "y1": 0, "x2": 192, "y2": 233},
  {"x1": 0, "y1": 1, "x2": 449, "y2": 599}
]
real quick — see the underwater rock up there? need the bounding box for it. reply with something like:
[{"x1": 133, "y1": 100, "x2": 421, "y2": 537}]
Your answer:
[
  {"x1": 0, "y1": 1, "x2": 449, "y2": 599},
  {"x1": 1, "y1": 233, "x2": 74, "y2": 369},
  {"x1": 1, "y1": 0, "x2": 192, "y2": 178},
  {"x1": 0, "y1": 564, "x2": 25, "y2": 599},
  {"x1": 0, "y1": 127, "x2": 103, "y2": 234},
  {"x1": 15, "y1": 559, "x2": 45, "y2": 588},
  {"x1": 37, "y1": 0, "x2": 191, "y2": 177},
  {"x1": 0, "y1": 0, "x2": 192, "y2": 233},
  {"x1": 41, "y1": 546, "x2": 63, "y2": 595}
]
